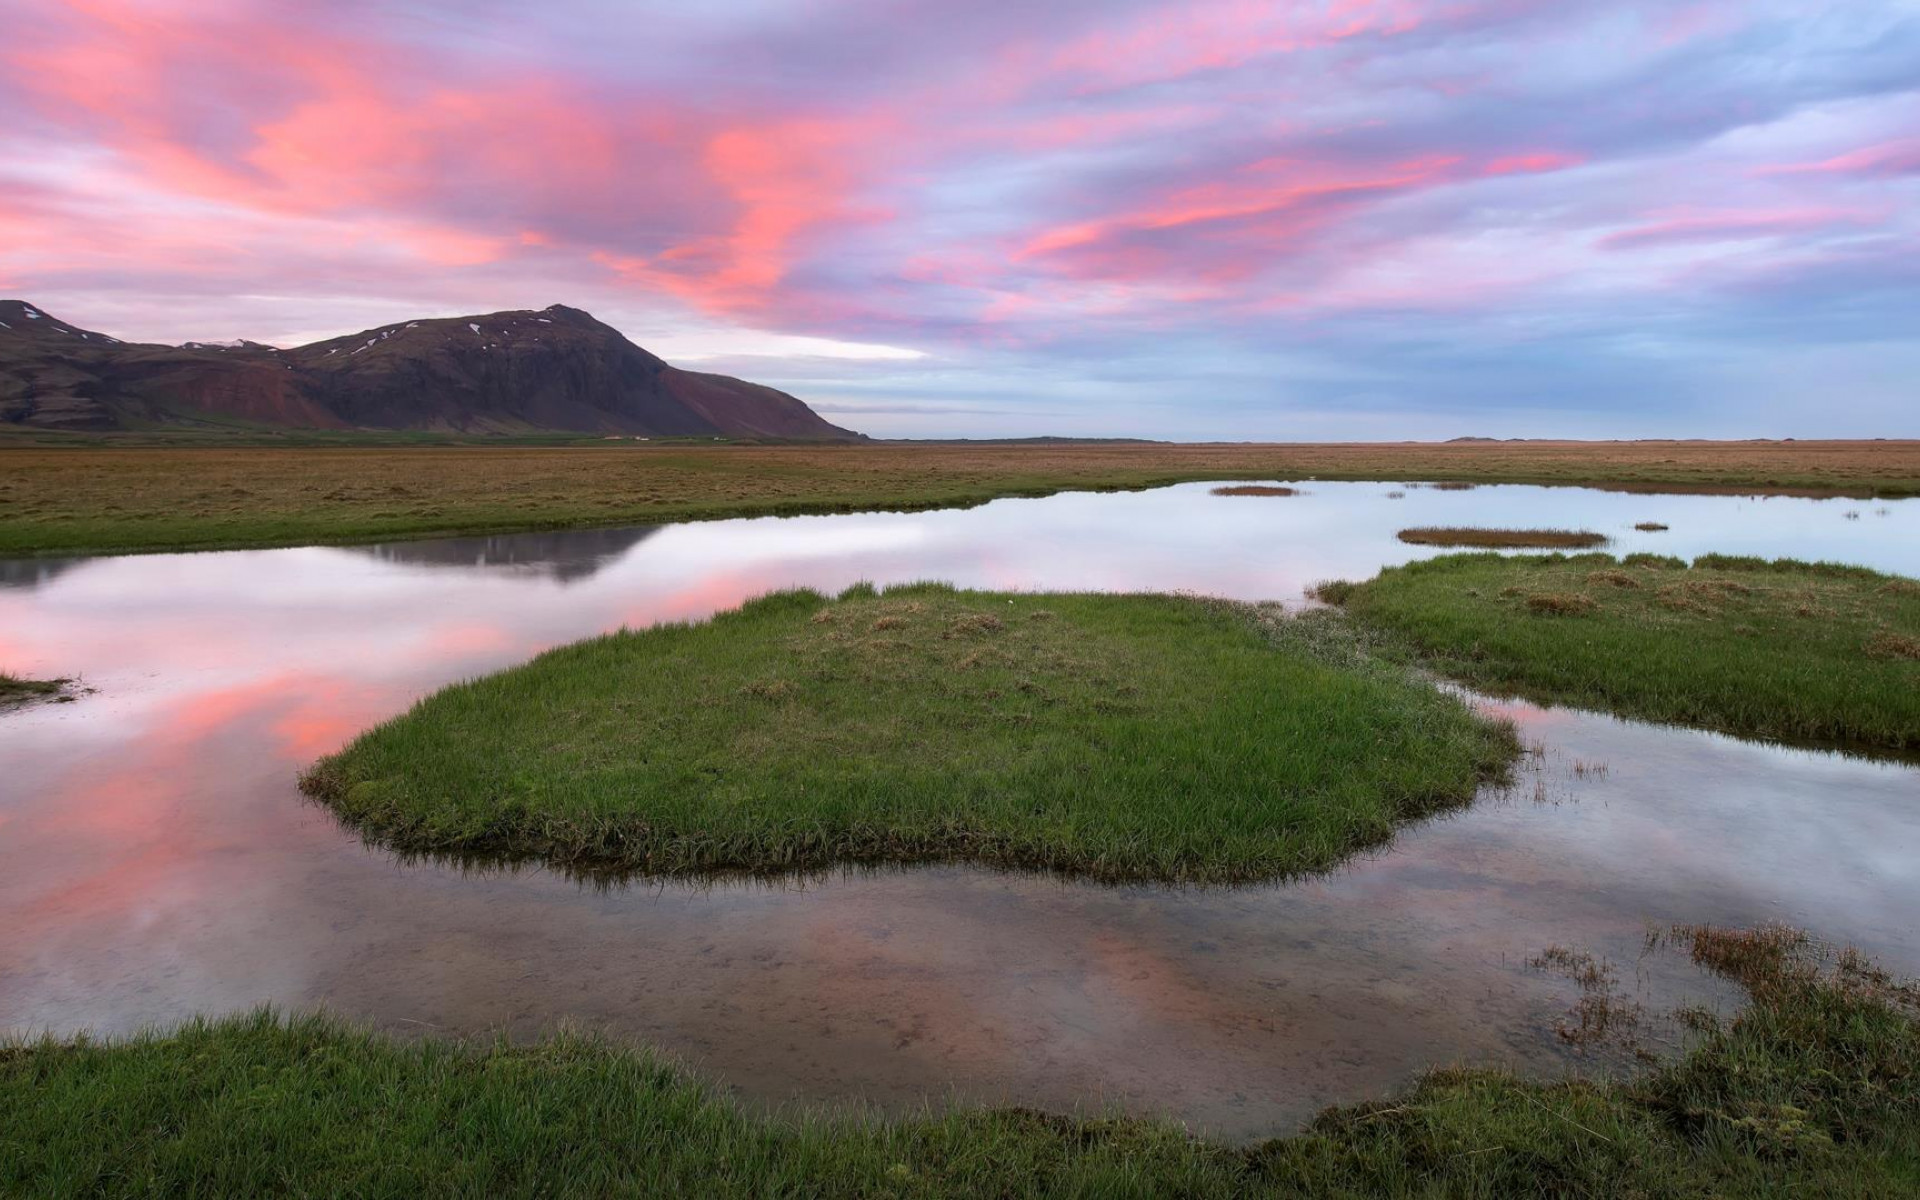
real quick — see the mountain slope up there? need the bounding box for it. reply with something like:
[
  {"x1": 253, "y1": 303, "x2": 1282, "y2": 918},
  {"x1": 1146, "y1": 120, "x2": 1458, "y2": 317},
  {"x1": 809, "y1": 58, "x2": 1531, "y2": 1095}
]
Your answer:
[{"x1": 0, "y1": 300, "x2": 861, "y2": 440}]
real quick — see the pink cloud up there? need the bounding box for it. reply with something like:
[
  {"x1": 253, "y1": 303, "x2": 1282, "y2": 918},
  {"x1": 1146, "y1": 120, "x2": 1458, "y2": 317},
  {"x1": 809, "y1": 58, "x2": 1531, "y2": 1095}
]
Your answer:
[
  {"x1": 1601, "y1": 208, "x2": 1875, "y2": 251},
  {"x1": 1009, "y1": 0, "x2": 1429, "y2": 95},
  {"x1": 654, "y1": 117, "x2": 901, "y2": 314},
  {"x1": 1759, "y1": 141, "x2": 1920, "y2": 180},
  {"x1": 1485, "y1": 152, "x2": 1585, "y2": 176},
  {"x1": 6, "y1": 0, "x2": 864, "y2": 318},
  {"x1": 1013, "y1": 153, "x2": 1469, "y2": 289},
  {"x1": 1649, "y1": 1, "x2": 1749, "y2": 46}
]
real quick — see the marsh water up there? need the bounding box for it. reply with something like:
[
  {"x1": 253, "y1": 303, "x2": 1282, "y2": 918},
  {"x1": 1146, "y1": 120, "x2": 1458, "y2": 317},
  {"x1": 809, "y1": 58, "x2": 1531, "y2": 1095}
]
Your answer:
[{"x1": 2, "y1": 481, "x2": 1916, "y2": 1141}]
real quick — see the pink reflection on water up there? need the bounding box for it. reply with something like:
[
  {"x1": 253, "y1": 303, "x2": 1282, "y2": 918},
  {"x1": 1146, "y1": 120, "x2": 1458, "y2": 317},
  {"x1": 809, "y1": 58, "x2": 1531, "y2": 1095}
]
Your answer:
[
  {"x1": 624, "y1": 570, "x2": 778, "y2": 629},
  {"x1": 408, "y1": 622, "x2": 518, "y2": 666},
  {"x1": 270, "y1": 679, "x2": 400, "y2": 761}
]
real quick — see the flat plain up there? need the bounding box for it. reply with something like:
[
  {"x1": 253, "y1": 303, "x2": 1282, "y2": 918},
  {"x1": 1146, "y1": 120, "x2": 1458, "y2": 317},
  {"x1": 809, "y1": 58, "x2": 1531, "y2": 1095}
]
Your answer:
[{"x1": 3, "y1": 438, "x2": 1917, "y2": 556}]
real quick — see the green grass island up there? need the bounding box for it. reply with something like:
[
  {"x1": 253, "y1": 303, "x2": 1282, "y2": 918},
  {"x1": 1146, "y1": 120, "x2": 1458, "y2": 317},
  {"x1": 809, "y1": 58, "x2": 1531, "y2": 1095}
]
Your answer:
[
  {"x1": 301, "y1": 584, "x2": 1519, "y2": 883},
  {"x1": 1317, "y1": 553, "x2": 1920, "y2": 751}
]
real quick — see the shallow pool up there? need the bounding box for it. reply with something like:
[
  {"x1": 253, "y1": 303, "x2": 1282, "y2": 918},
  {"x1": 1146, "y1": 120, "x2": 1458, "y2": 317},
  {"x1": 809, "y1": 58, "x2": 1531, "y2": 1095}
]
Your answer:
[{"x1": 2, "y1": 481, "x2": 1914, "y2": 1139}]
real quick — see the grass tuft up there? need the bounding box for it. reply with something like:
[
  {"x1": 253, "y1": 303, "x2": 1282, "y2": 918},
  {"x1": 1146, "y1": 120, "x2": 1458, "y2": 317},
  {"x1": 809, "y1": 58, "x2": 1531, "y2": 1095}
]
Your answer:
[
  {"x1": 1210, "y1": 484, "x2": 1299, "y2": 497},
  {"x1": 300, "y1": 588, "x2": 1517, "y2": 883},
  {"x1": 1623, "y1": 552, "x2": 1686, "y2": 569},
  {"x1": 1586, "y1": 569, "x2": 1641, "y2": 589},
  {"x1": 1866, "y1": 631, "x2": 1920, "y2": 661},
  {"x1": 0, "y1": 671, "x2": 69, "y2": 709},
  {"x1": 1525, "y1": 592, "x2": 1597, "y2": 616}
]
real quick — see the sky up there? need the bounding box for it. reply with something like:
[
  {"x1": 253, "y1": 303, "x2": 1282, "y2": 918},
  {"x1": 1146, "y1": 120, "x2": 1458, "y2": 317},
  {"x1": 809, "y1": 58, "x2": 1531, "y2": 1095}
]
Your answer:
[{"x1": 2, "y1": 0, "x2": 1917, "y2": 440}]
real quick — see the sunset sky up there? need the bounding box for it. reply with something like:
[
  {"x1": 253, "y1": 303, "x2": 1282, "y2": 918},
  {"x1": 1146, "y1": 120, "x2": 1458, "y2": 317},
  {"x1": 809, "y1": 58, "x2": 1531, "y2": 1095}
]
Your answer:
[{"x1": 3, "y1": 1, "x2": 1916, "y2": 439}]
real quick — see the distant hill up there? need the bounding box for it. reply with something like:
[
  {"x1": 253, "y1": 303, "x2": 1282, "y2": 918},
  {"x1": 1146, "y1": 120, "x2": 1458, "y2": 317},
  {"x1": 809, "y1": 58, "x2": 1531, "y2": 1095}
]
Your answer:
[{"x1": 0, "y1": 300, "x2": 861, "y2": 440}]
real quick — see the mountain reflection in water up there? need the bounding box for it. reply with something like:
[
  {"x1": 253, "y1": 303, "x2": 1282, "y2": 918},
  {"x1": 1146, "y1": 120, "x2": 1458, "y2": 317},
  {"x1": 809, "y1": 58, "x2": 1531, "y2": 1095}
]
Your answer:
[{"x1": 351, "y1": 526, "x2": 663, "y2": 585}]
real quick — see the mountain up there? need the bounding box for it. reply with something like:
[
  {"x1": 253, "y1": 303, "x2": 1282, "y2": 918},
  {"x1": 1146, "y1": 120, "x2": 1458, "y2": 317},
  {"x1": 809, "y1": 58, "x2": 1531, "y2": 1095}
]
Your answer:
[{"x1": 0, "y1": 300, "x2": 861, "y2": 440}]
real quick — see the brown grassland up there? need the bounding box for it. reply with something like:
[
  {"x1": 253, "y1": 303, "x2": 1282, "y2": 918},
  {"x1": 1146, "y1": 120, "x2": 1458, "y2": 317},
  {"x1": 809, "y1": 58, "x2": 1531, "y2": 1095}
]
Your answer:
[{"x1": 1, "y1": 439, "x2": 1916, "y2": 556}]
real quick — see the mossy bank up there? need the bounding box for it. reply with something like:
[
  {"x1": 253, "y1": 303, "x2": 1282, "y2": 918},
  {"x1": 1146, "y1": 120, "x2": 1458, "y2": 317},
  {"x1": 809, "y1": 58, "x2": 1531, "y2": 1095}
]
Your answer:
[{"x1": 302, "y1": 585, "x2": 1517, "y2": 883}]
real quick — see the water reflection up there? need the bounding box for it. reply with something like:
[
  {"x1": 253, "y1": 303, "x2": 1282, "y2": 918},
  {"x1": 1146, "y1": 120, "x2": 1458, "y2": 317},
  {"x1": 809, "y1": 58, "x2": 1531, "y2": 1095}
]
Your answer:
[
  {"x1": 351, "y1": 526, "x2": 662, "y2": 585},
  {"x1": 0, "y1": 557, "x2": 86, "y2": 590},
  {"x1": 0, "y1": 481, "x2": 1915, "y2": 1141}
]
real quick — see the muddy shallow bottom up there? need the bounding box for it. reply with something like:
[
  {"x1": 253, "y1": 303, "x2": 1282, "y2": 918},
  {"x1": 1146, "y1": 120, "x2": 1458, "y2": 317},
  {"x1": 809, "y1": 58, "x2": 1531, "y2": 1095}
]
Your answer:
[{"x1": 2, "y1": 482, "x2": 1916, "y2": 1141}]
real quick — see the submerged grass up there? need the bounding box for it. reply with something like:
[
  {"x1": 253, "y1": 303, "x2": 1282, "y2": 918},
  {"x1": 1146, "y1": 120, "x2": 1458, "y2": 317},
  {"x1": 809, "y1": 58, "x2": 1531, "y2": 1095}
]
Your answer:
[
  {"x1": 1397, "y1": 527, "x2": 1610, "y2": 549},
  {"x1": 1327, "y1": 553, "x2": 1920, "y2": 750},
  {"x1": 6, "y1": 925, "x2": 1916, "y2": 1197},
  {"x1": 301, "y1": 585, "x2": 1517, "y2": 883},
  {"x1": 3, "y1": 439, "x2": 1916, "y2": 557},
  {"x1": 1210, "y1": 484, "x2": 1299, "y2": 496},
  {"x1": 0, "y1": 671, "x2": 66, "y2": 709}
]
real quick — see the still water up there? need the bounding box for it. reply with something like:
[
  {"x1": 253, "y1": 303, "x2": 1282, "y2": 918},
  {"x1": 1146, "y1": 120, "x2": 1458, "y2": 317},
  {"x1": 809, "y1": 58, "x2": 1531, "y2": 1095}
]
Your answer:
[{"x1": 2, "y1": 481, "x2": 1915, "y2": 1140}]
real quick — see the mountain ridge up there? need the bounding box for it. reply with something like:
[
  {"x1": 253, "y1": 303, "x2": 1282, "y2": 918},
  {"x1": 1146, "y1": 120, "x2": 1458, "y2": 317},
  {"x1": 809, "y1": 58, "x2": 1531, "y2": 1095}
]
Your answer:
[{"x1": 0, "y1": 299, "x2": 861, "y2": 440}]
